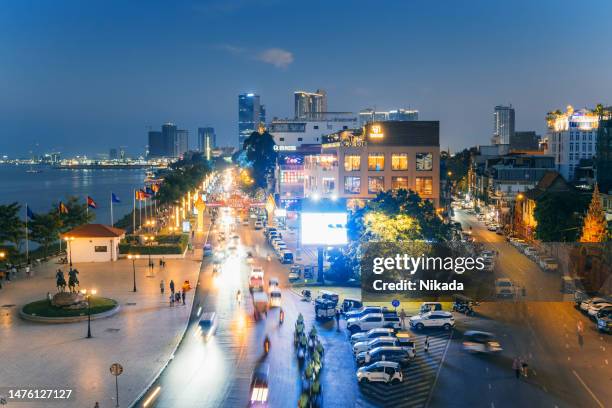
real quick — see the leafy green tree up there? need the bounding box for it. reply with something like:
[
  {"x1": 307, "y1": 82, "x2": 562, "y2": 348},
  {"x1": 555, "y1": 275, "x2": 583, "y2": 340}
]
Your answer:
[
  {"x1": 325, "y1": 248, "x2": 354, "y2": 283},
  {"x1": 156, "y1": 158, "x2": 211, "y2": 205},
  {"x1": 242, "y1": 130, "x2": 277, "y2": 190},
  {"x1": 534, "y1": 192, "x2": 589, "y2": 242},
  {"x1": 0, "y1": 202, "x2": 25, "y2": 250},
  {"x1": 29, "y1": 212, "x2": 62, "y2": 257}
]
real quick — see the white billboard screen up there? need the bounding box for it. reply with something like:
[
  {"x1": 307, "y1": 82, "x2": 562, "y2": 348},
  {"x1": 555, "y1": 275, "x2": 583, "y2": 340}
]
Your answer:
[{"x1": 300, "y1": 212, "x2": 348, "y2": 246}]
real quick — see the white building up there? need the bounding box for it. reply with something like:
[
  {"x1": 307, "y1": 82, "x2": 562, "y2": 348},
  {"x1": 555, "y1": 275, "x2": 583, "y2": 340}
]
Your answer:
[
  {"x1": 62, "y1": 224, "x2": 125, "y2": 263},
  {"x1": 269, "y1": 112, "x2": 357, "y2": 147},
  {"x1": 545, "y1": 106, "x2": 599, "y2": 181},
  {"x1": 359, "y1": 108, "x2": 418, "y2": 126}
]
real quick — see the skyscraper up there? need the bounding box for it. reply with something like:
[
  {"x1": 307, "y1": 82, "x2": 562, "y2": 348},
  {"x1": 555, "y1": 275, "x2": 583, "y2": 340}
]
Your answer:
[
  {"x1": 175, "y1": 129, "x2": 189, "y2": 157},
  {"x1": 148, "y1": 123, "x2": 188, "y2": 158},
  {"x1": 147, "y1": 131, "x2": 164, "y2": 158},
  {"x1": 239, "y1": 93, "x2": 263, "y2": 147},
  {"x1": 493, "y1": 105, "x2": 515, "y2": 145},
  {"x1": 294, "y1": 89, "x2": 327, "y2": 119},
  {"x1": 162, "y1": 122, "x2": 177, "y2": 156},
  {"x1": 198, "y1": 127, "x2": 216, "y2": 159}
]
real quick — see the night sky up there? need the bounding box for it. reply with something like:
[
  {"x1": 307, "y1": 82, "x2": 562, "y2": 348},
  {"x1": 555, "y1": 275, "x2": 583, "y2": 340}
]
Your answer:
[{"x1": 2, "y1": 0, "x2": 612, "y2": 156}]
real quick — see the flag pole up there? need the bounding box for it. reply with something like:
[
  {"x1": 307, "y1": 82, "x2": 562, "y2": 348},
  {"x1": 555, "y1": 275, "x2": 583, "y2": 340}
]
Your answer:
[
  {"x1": 110, "y1": 192, "x2": 114, "y2": 226},
  {"x1": 86, "y1": 195, "x2": 89, "y2": 218},
  {"x1": 25, "y1": 203, "x2": 29, "y2": 264},
  {"x1": 139, "y1": 194, "x2": 142, "y2": 232},
  {"x1": 132, "y1": 190, "x2": 136, "y2": 233}
]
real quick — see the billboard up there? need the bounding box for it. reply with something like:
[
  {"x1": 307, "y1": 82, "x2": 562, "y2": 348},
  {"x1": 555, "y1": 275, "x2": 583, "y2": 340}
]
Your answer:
[{"x1": 301, "y1": 212, "x2": 348, "y2": 246}]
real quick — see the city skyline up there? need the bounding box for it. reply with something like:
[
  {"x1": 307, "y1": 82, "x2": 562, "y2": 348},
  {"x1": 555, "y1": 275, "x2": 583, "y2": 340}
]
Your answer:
[{"x1": 2, "y1": 0, "x2": 612, "y2": 156}]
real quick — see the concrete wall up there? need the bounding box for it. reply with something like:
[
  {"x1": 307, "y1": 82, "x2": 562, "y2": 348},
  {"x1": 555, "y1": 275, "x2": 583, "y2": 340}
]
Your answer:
[{"x1": 68, "y1": 237, "x2": 122, "y2": 263}]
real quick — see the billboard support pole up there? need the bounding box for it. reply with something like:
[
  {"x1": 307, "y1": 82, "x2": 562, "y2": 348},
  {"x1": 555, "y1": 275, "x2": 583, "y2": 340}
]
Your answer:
[{"x1": 317, "y1": 246, "x2": 324, "y2": 284}]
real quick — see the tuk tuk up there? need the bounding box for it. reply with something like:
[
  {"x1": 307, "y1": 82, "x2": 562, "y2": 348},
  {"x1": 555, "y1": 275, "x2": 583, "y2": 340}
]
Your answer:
[
  {"x1": 452, "y1": 294, "x2": 478, "y2": 315},
  {"x1": 318, "y1": 290, "x2": 339, "y2": 306},
  {"x1": 315, "y1": 298, "x2": 336, "y2": 321},
  {"x1": 341, "y1": 298, "x2": 363, "y2": 314}
]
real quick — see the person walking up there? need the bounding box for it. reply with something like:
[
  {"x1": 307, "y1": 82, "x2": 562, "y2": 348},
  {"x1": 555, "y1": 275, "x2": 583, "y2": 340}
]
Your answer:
[
  {"x1": 25, "y1": 264, "x2": 31, "y2": 278},
  {"x1": 169, "y1": 293, "x2": 175, "y2": 307},
  {"x1": 577, "y1": 320, "x2": 584, "y2": 348},
  {"x1": 181, "y1": 289, "x2": 186, "y2": 305},
  {"x1": 160, "y1": 279, "x2": 165, "y2": 295},
  {"x1": 169, "y1": 279, "x2": 175, "y2": 295},
  {"x1": 335, "y1": 309, "x2": 341, "y2": 332},
  {"x1": 400, "y1": 308, "x2": 407, "y2": 329},
  {"x1": 424, "y1": 335, "x2": 430, "y2": 352},
  {"x1": 175, "y1": 292, "x2": 181, "y2": 304},
  {"x1": 94, "y1": 402, "x2": 99, "y2": 408},
  {"x1": 512, "y1": 357, "x2": 521, "y2": 379}
]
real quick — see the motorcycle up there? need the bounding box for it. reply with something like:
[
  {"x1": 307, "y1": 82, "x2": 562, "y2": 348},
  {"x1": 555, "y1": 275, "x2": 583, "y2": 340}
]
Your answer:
[
  {"x1": 263, "y1": 336, "x2": 271, "y2": 355},
  {"x1": 279, "y1": 308, "x2": 285, "y2": 325},
  {"x1": 301, "y1": 290, "x2": 312, "y2": 302}
]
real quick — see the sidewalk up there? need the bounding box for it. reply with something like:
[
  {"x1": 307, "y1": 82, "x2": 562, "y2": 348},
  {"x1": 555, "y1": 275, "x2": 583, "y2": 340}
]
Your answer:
[{"x1": 0, "y1": 230, "x2": 207, "y2": 408}]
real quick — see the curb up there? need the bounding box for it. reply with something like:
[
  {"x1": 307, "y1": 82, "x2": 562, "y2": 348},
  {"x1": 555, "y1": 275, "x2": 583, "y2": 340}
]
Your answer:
[
  {"x1": 128, "y1": 220, "x2": 212, "y2": 408},
  {"x1": 19, "y1": 303, "x2": 121, "y2": 323}
]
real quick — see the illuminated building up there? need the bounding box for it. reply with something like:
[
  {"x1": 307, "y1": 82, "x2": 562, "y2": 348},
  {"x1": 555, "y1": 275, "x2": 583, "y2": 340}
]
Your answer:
[
  {"x1": 545, "y1": 105, "x2": 600, "y2": 181},
  {"x1": 294, "y1": 90, "x2": 327, "y2": 119},
  {"x1": 239, "y1": 93, "x2": 265, "y2": 147},
  {"x1": 269, "y1": 112, "x2": 357, "y2": 147},
  {"x1": 303, "y1": 121, "x2": 440, "y2": 206},
  {"x1": 492, "y1": 105, "x2": 515, "y2": 145},
  {"x1": 359, "y1": 108, "x2": 418, "y2": 126}
]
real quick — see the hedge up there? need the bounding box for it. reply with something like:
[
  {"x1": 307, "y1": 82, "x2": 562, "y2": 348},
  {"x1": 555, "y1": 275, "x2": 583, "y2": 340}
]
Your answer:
[{"x1": 119, "y1": 234, "x2": 188, "y2": 255}]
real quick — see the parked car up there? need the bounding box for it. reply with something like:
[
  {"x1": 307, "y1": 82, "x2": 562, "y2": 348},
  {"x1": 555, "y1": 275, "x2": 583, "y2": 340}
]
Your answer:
[
  {"x1": 353, "y1": 336, "x2": 399, "y2": 355},
  {"x1": 596, "y1": 307, "x2": 612, "y2": 333},
  {"x1": 580, "y1": 297, "x2": 610, "y2": 313},
  {"x1": 524, "y1": 247, "x2": 539, "y2": 258},
  {"x1": 350, "y1": 328, "x2": 396, "y2": 345},
  {"x1": 341, "y1": 298, "x2": 363, "y2": 314},
  {"x1": 420, "y1": 302, "x2": 443, "y2": 314},
  {"x1": 462, "y1": 331, "x2": 502, "y2": 353},
  {"x1": 356, "y1": 361, "x2": 403, "y2": 385},
  {"x1": 409, "y1": 311, "x2": 455, "y2": 330},
  {"x1": 347, "y1": 313, "x2": 401, "y2": 333},
  {"x1": 346, "y1": 306, "x2": 389, "y2": 320},
  {"x1": 357, "y1": 346, "x2": 412, "y2": 366},
  {"x1": 587, "y1": 302, "x2": 612, "y2": 319},
  {"x1": 539, "y1": 257, "x2": 559, "y2": 271},
  {"x1": 495, "y1": 278, "x2": 515, "y2": 298}
]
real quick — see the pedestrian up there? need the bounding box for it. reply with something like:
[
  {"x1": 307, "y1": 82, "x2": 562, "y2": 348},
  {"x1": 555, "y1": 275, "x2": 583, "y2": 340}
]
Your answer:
[
  {"x1": 25, "y1": 264, "x2": 31, "y2": 278},
  {"x1": 335, "y1": 309, "x2": 341, "y2": 332},
  {"x1": 159, "y1": 259, "x2": 163, "y2": 267},
  {"x1": 577, "y1": 320, "x2": 584, "y2": 348},
  {"x1": 94, "y1": 402, "x2": 99, "y2": 408},
  {"x1": 424, "y1": 335, "x2": 430, "y2": 352},
  {"x1": 400, "y1": 308, "x2": 407, "y2": 329},
  {"x1": 181, "y1": 289, "x2": 186, "y2": 305},
  {"x1": 169, "y1": 293, "x2": 175, "y2": 307},
  {"x1": 175, "y1": 292, "x2": 181, "y2": 304},
  {"x1": 160, "y1": 279, "x2": 165, "y2": 295},
  {"x1": 169, "y1": 279, "x2": 175, "y2": 295},
  {"x1": 520, "y1": 358, "x2": 529, "y2": 378},
  {"x1": 512, "y1": 357, "x2": 521, "y2": 379}
]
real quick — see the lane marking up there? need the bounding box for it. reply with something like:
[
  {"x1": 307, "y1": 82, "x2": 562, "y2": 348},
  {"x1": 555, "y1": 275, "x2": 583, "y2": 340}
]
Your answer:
[
  {"x1": 425, "y1": 330, "x2": 453, "y2": 407},
  {"x1": 572, "y1": 370, "x2": 604, "y2": 408}
]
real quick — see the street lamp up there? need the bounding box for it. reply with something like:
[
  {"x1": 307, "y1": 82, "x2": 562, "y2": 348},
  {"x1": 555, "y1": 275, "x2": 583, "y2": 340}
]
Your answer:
[
  {"x1": 143, "y1": 236, "x2": 154, "y2": 271},
  {"x1": 64, "y1": 236, "x2": 75, "y2": 268},
  {"x1": 81, "y1": 288, "x2": 97, "y2": 338},
  {"x1": 127, "y1": 254, "x2": 140, "y2": 292}
]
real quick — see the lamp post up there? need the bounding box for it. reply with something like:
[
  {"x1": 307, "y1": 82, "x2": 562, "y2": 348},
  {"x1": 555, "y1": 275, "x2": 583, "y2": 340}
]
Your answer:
[
  {"x1": 127, "y1": 254, "x2": 140, "y2": 292},
  {"x1": 143, "y1": 236, "x2": 154, "y2": 271},
  {"x1": 64, "y1": 236, "x2": 75, "y2": 268},
  {"x1": 81, "y1": 288, "x2": 97, "y2": 338}
]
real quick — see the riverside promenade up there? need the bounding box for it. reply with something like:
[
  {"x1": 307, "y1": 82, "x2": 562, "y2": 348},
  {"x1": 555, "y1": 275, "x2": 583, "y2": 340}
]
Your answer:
[{"x1": 0, "y1": 227, "x2": 209, "y2": 408}]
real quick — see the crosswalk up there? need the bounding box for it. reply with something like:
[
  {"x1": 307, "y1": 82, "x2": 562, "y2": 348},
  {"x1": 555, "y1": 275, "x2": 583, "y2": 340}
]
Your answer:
[{"x1": 357, "y1": 331, "x2": 452, "y2": 408}]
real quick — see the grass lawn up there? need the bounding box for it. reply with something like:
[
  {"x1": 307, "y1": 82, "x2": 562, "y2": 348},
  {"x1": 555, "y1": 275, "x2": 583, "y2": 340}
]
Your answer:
[{"x1": 22, "y1": 297, "x2": 118, "y2": 317}]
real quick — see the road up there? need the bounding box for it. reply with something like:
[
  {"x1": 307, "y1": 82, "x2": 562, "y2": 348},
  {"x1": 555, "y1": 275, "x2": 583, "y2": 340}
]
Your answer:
[{"x1": 428, "y1": 209, "x2": 611, "y2": 408}]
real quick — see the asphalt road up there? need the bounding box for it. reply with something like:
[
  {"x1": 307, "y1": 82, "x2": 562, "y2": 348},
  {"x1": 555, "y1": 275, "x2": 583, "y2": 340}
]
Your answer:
[{"x1": 428, "y1": 210, "x2": 611, "y2": 408}]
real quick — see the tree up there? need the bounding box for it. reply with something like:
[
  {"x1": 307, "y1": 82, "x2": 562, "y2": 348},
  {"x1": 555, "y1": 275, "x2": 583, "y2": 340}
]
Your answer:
[
  {"x1": 580, "y1": 184, "x2": 609, "y2": 242},
  {"x1": 56, "y1": 196, "x2": 95, "y2": 232},
  {"x1": 534, "y1": 192, "x2": 589, "y2": 242},
  {"x1": 325, "y1": 248, "x2": 354, "y2": 283},
  {"x1": 242, "y1": 130, "x2": 277, "y2": 190},
  {"x1": 29, "y1": 212, "x2": 62, "y2": 257},
  {"x1": 0, "y1": 202, "x2": 25, "y2": 250}
]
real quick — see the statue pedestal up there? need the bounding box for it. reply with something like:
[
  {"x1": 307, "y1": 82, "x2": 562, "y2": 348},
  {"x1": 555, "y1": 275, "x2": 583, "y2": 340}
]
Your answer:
[{"x1": 52, "y1": 292, "x2": 87, "y2": 309}]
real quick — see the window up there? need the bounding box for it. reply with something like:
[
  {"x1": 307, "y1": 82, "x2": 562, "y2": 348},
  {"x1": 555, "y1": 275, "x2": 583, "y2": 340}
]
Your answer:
[
  {"x1": 392, "y1": 177, "x2": 409, "y2": 191},
  {"x1": 569, "y1": 153, "x2": 573, "y2": 161},
  {"x1": 94, "y1": 246, "x2": 108, "y2": 253},
  {"x1": 344, "y1": 155, "x2": 361, "y2": 171},
  {"x1": 344, "y1": 176, "x2": 361, "y2": 194},
  {"x1": 416, "y1": 152, "x2": 433, "y2": 171},
  {"x1": 391, "y1": 153, "x2": 408, "y2": 170},
  {"x1": 583, "y1": 133, "x2": 586, "y2": 141},
  {"x1": 279, "y1": 137, "x2": 285, "y2": 141},
  {"x1": 588, "y1": 144, "x2": 592, "y2": 152},
  {"x1": 570, "y1": 143, "x2": 574, "y2": 151},
  {"x1": 589, "y1": 133, "x2": 592, "y2": 140},
  {"x1": 322, "y1": 178, "x2": 335, "y2": 194},
  {"x1": 368, "y1": 153, "x2": 385, "y2": 171},
  {"x1": 343, "y1": 126, "x2": 348, "y2": 130},
  {"x1": 297, "y1": 137, "x2": 303, "y2": 142},
  {"x1": 582, "y1": 143, "x2": 586, "y2": 151},
  {"x1": 368, "y1": 176, "x2": 385, "y2": 194},
  {"x1": 313, "y1": 125, "x2": 319, "y2": 130},
  {"x1": 416, "y1": 177, "x2": 433, "y2": 195}
]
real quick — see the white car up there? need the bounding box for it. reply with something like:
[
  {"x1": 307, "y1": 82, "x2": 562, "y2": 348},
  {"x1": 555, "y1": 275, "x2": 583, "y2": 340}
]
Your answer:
[
  {"x1": 347, "y1": 313, "x2": 401, "y2": 333},
  {"x1": 579, "y1": 297, "x2": 608, "y2": 312},
  {"x1": 495, "y1": 278, "x2": 515, "y2": 297},
  {"x1": 539, "y1": 257, "x2": 558, "y2": 271},
  {"x1": 269, "y1": 289, "x2": 282, "y2": 308},
  {"x1": 586, "y1": 300, "x2": 612, "y2": 318},
  {"x1": 254, "y1": 221, "x2": 263, "y2": 230},
  {"x1": 356, "y1": 361, "x2": 403, "y2": 385},
  {"x1": 409, "y1": 311, "x2": 454, "y2": 330},
  {"x1": 353, "y1": 336, "x2": 398, "y2": 355},
  {"x1": 350, "y1": 328, "x2": 396, "y2": 345},
  {"x1": 524, "y1": 247, "x2": 539, "y2": 258}
]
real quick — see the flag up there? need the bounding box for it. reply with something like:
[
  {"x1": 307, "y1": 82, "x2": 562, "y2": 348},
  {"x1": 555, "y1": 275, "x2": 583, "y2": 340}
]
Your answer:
[
  {"x1": 139, "y1": 189, "x2": 151, "y2": 198},
  {"x1": 87, "y1": 196, "x2": 97, "y2": 209},
  {"x1": 59, "y1": 202, "x2": 69, "y2": 214},
  {"x1": 26, "y1": 205, "x2": 36, "y2": 219},
  {"x1": 145, "y1": 187, "x2": 155, "y2": 196},
  {"x1": 111, "y1": 193, "x2": 121, "y2": 203},
  {"x1": 151, "y1": 184, "x2": 160, "y2": 193},
  {"x1": 135, "y1": 190, "x2": 148, "y2": 200}
]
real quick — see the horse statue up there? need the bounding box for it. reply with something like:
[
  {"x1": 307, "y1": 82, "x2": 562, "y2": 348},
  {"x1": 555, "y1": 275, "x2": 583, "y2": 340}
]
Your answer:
[
  {"x1": 68, "y1": 268, "x2": 80, "y2": 293},
  {"x1": 55, "y1": 269, "x2": 67, "y2": 292}
]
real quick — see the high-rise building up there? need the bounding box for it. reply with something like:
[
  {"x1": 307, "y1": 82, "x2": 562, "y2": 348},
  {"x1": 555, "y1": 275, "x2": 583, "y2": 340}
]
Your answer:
[
  {"x1": 294, "y1": 89, "x2": 327, "y2": 119},
  {"x1": 359, "y1": 108, "x2": 418, "y2": 126},
  {"x1": 109, "y1": 148, "x2": 118, "y2": 160},
  {"x1": 198, "y1": 127, "x2": 216, "y2": 151},
  {"x1": 492, "y1": 105, "x2": 515, "y2": 145},
  {"x1": 162, "y1": 123, "x2": 177, "y2": 156},
  {"x1": 545, "y1": 105, "x2": 599, "y2": 181},
  {"x1": 175, "y1": 129, "x2": 189, "y2": 157},
  {"x1": 239, "y1": 93, "x2": 263, "y2": 147},
  {"x1": 148, "y1": 131, "x2": 164, "y2": 158}
]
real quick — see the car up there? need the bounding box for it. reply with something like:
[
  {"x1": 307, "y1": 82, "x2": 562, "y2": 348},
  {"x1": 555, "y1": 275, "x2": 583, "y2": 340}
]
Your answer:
[
  {"x1": 487, "y1": 225, "x2": 497, "y2": 231},
  {"x1": 539, "y1": 257, "x2": 558, "y2": 271},
  {"x1": 350, "y1": 328, "x2": 396, "y2": 345},
  {"x1": 249, "y1": 363, "x2": 269, "y2": 407},
  {"x1": 341, "y1": 298, "x2": 363, "y2": 314},
  {"x1": 242, "y1": 219, "x2": 249, "y2": 226},
  {"x1": 495, "y1": 278, "x2": 515, "y2": 298},
  {"x1": 409, "y1": 311, "x2": 454, "y2": 330},
  {"x1": 356, "y1": 361, "x2": 403, "y2": 385},
  {"x1": 269, "y1": 289, "x2": 282, "y2": 308},
  {"x1": 579, "y1": 297, "x2": 610, "y2": 313},
  {"x1": 268, "y1": 277, "x2": 279, "y2": 287},
  {"x1": 270, "y1": 237, "x2": 282, "y2": 247},
  {"x1": 275, "y1": 242, "x2": 287, "y2": 253},
  {"x1": 346, "y1": 306, "x2": 386, "y2": 320},
  {"x1": 264, "y1": 227, "x2": 277, "y2": 238},
  {"x1": 203, "y1": 243, "x2": 213, "y2": 257},
  {"x1": 482, "y1": 257, "x2": 495, "y2": 272},
  {"x1": 353, "y1": 336, "x2": 399, "y2": 355},
  {"x1": 587, "y1": 302, "x2": 612, "y2": 319},
  {"x1": 495, "y1": 228, "x2": 504, "y2": 235},
  {"x1": 280, "y1": 250, "x2": 293, "y2": 264},
  {"x1": 420, "y1": 302, "x2": 443, "y2": 314},
  {"x1": 197, "y1": 312, "x2": 218, "y2": 340},
  {"x1": 347, "y1": 313, "x2": 386, "y2": 333},
  {"x1": 288, "y1": 271, "x2": 300, "y2": 282},
  {"x1": 462, "y1": 331, "x2": 503, "y2": 353},
  {"x1": 357, "y1": 346, "x2": 413, "y2": 367},
  {"x1": 524, "y1": 247, "x2": 539, "y2": 258},
  {"x1": 596, "y1": 307, "x2": 612, "y2": 333},
  {"x1": 254, "y1": 221, "x2": 263, "y2": 230}
]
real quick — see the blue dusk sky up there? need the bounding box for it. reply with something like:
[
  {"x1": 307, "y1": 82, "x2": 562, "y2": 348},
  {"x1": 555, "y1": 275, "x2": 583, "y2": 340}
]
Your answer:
[{"x1": 1, "y1": 0, "x2": 612, "y2": 156}]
